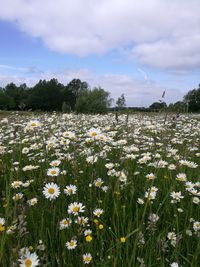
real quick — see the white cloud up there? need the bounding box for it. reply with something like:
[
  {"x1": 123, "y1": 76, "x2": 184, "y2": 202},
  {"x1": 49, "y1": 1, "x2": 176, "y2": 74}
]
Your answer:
[
  {"x1": 0, "y1": 0, "x2": 200, "y2": 70},
  {"x1": 0, "y1": 68, "x2": 183, "y2": 106}
]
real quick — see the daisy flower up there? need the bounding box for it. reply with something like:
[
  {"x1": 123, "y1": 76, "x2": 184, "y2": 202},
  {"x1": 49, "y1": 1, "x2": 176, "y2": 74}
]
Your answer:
[
  {"x1": 94, "y1": 178, "x2": 104, "y2": 188},
  {"x1": 18, "y1": 251, "x2": 39, "y2": 267},
  {"x1": 68, "y1": 202, "x2": 85, "y2": 215},
  {"x1": 84, "y1": 229, "x2": 92, "y2": 236},
  {"x1": 170, "y1": 262, "x2": 182, "y2": 267},
  {"x1": 50, "y1": 160, "x2": 61, "y2": 167},
  {"x1": 13, "y1": 193, "x2": 23, "y2": 201},
  {"x1": 87, "y1": 128, "x2": 101, "y2": 138},
  {"x1": 47, "y1": 167, "x2": 60, "y2": 177},
  {"x1": 193, "y1": 221, "x2": 200, "y2": 232},
  {"x1": 11, "y1": 181, "x2": 23, "y2": 189},
  {"x1": 93, "y1": 208, "x2": 104, "y2": 217},
  {"x1": 28, "y1": 120, "x2": 41, "y2": 129},
  {"x1": 59, "y1": 218, "x2": 72, "y2": 230},
  {"x1": 43, "y1": 183, "x2": 60, "y2": 200},
  {"x1": 27, "y1": 198, "x2": 38, "y2": 206},
  {"x1": 146, "y1": 173, "x2": 156, "y2": 180},
  {"x1": 176, "y1": 173, "x2": 187, "y2": 182},
  {"x1": 66, "y1": 239, "x2": 77, "y2": 250},
  {"x1": 83, "y1": 253, "x2": 92, "y2": 264},
  {"x1": 64, "y1": 184, "x2": 77, "y2": 195},
  {"x1": 75, "y1": 216, "x2": 88, "y2": 226},
  {"x1": 170, "y1": 191, "x2": 184, "y2": 203}
]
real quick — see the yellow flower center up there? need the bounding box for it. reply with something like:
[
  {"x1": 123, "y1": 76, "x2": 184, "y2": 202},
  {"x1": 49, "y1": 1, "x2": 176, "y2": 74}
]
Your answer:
[
  {"x1": 72, "y1": 206, "x2": 80, "y2": 212},
  {"x1": 85, "y1": 256, "x2": 91, "y2": 263},
  {"x1": 15, "y1": 195, "x2": 21, "y2": 200},
  {"x1": 96, "y1": 181, "x2": 102, "y2": 187},
  {"x1": 91, "y1": 132, "x2": 97, "y2": 137},
  {"x1": 63, "y1": 220, "x2": 68, "y2": 225},
  {"x1": 48, "y1": 188, "x2": 55, "y2": 194},
  {"x1": 69, "y1": 241, "x2": 74, "y2": 247},
  {"x1": 51, "y1": 170, "x2": 57, "y2": 175},
  {"x1": 31, "y1": 123, "x2": 36, "y2": 127},
  {"x1": 25, "y1": 259, "x2": 32, "y2": 267}
]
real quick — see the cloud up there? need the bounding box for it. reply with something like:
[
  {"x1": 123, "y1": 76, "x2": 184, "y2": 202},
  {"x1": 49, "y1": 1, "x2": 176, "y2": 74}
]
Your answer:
[
  {"x1": 0, "y1": 64, "x2": 28, "y2": 72},
  {"x1": 0, "y1": 0, "x2": 200, "y2": 71},
  {"x1": 0, "y1": 68, "x2": 183, "y2": 106}
]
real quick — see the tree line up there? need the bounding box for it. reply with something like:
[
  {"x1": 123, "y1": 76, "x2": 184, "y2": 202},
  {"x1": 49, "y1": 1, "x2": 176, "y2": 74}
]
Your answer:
[
  {"x1": 0, "y1": 78, "x2": 200, "y2": 113},
  {"x1": 0, "y1": 78, "x2": 111, "y2": 113}
]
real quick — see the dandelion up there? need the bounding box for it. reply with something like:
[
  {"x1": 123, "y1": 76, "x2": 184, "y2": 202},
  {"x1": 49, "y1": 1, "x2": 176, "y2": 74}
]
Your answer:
[
  {"x1": 43, "y1": 183, "x2": 60, "y2": 200},
  {"x1": 0, "y1": 218, "x2": 5, "y2": 232},
  {"x1": 85, "y1": 235, "x2": 92, "y2": 242},
  {"x1": 98, "y1": 224, "x2": 104, "y2": 230},
  {"x1": 120, "y1": 237, "x2": 126, "y2": 243}
]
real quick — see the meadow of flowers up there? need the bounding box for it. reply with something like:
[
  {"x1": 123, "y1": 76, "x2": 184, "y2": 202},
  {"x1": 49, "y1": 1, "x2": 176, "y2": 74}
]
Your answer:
[{"x1": 0, "y1": 112, "x2": 199, "y2": 267}]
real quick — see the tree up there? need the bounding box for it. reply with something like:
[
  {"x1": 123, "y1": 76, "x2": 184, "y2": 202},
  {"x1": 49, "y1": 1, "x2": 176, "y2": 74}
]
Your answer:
[
  {"x1": 62, "y1": 101, "x2": 71, "y2": 113},
  {"x1": 183, "y1": 85, "x2": 200, "y2": 112},
  {"x1": 149, "y1": 102, "x2": 167, "y2": 111},
  {"x1": 168, "y1": 101, "x2": 186, "y2": 112},
  {"x1": 64, "y1": 79, "x2": 89, "y2": 111},
  {"x1": 76, "y1": 87, "x2": 111, "y2": 114},
  {"x1": 116, "y1": 94, "x2": 126, "y2": 109},
  {"x1": 28, "y1": 79, "x2": 64, "y2": 111}
]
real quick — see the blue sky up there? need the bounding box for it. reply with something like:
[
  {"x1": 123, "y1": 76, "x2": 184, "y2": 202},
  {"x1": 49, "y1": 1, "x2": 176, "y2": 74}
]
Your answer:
[{"x1": 0, "y1": 0, "x2": 200, "y2": 106}]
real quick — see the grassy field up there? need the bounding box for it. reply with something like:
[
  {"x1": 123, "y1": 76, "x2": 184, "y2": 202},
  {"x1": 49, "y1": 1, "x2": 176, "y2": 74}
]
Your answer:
[{"x1": 0, "y1": 112, "x2": 199, "y2": 267}]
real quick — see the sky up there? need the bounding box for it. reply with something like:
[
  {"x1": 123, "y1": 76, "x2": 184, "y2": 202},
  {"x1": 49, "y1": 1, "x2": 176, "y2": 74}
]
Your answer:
[{"x1": 0, "y1": 0, "x2": 200, "y2": 106}]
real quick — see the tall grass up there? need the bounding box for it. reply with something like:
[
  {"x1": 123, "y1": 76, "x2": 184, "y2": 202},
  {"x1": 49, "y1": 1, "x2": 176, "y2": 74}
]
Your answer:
[{"x1": 0, "y1": 112, "x2": 199, "y2": 267}]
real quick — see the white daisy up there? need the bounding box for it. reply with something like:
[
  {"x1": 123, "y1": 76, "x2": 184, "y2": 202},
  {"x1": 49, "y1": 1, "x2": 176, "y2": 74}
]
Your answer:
[
  {"x1": 47, "y1": 167, "x2": 60, "y2": 177},
  {"x1": 18, "y1": 251, "x2": 39, "y2": 267},
  {"x1": 68, "y1": 202, "x2": 85, "y2": 215},
  {"x1": 93, "y1": 208, "x2": 104, "y2": 217},
  {"x1": 43, "y1": 183, "x2": 60, "y2": 200},
  {"x1": 64, "y1": 184, "x2": 77, "y2": 195},
  {"x1": 50, "y1": 160, "x2": 61, "y2": 167},
  {"x1": 83, "y1": 253, "x2": 92, "y2": 264},
  {"x1": 59, "y1": 218, "x2": 72, "y2": 230},
  {"x1": 66, "y1": 239, "x2": 77, "y2": 250}
]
